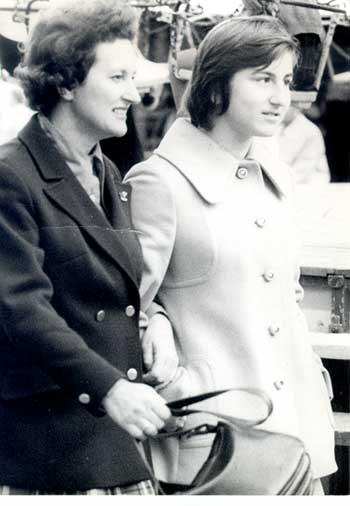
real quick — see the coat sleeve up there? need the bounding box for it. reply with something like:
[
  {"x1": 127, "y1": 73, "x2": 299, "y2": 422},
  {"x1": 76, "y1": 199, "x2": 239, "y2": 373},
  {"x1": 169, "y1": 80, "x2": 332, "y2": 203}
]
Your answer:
[
  {"x1": 0, "y1": 161, "x2": 123, "y2": 415},
  {"x1": 126, "y1": 161, "x2": 193, "y2": 402},
  {"x1": 126, "y1": 159, "x2": 177, "y2": 312},
  {"x1": 287, "y1": 163, "x2": 334, "y2": 400}
]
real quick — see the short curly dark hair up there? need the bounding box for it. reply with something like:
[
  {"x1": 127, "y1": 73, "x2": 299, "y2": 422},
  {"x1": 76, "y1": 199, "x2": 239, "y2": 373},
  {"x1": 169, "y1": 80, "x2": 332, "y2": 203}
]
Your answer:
[
  {"x1": 187, "y1": 16, "x2": 299, "y2": 131},
  {"x1": 15, "y1": 0, "x2": 138, "y2": 116}
]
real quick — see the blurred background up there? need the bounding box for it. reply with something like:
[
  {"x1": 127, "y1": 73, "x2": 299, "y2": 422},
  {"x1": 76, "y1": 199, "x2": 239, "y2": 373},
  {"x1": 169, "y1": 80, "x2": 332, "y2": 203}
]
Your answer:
[{"x1": 0, "y1": 0, "x2": 349, "y2": 181}]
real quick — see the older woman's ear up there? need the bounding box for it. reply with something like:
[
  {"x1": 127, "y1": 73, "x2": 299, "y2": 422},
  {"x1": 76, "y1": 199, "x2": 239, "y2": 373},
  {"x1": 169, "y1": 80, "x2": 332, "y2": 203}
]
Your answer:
[{"x1": 58, "y1": 87, "x2": 74, "y2": 101}]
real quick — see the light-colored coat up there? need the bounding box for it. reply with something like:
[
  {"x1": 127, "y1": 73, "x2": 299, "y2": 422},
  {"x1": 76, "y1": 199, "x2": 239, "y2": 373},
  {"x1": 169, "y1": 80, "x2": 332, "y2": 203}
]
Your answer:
[{"x1": 126, "y1": 118, "x2": 336, "y2": 483}]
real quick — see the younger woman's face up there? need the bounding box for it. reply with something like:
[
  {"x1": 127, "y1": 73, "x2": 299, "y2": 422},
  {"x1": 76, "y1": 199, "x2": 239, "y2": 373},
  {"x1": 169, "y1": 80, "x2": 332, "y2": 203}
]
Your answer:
[{"x1": 217, "y1": 50, "x2": 294, "y2": 143}]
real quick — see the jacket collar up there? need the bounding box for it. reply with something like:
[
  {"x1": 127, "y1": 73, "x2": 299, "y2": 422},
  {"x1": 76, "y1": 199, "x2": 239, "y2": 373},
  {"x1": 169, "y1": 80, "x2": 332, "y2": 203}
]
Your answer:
[
  {"x1": 18, "y1": 114, "x2": 69, "y2": 181},
  {"x1": 18, "y1": 114, "x2": 141, "y2": 288},
  {"x1": 154, "y1": 117, "x2": 288, "y2": 203}
]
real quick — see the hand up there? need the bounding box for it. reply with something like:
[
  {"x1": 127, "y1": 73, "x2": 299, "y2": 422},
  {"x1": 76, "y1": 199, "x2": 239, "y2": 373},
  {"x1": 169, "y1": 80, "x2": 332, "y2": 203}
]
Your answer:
[
  {"x1": 102, "y1": 379, "x2": 171, "y2": 440},
  {"x1": 142, "y1": 313, "x2": 179, "y2": 387}
]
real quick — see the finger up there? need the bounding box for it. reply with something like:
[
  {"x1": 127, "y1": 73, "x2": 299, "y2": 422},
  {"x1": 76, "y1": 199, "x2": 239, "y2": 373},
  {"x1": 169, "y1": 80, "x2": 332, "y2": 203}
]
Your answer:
[
  {"x1": 142, "y1": 371, "x2": 160, "y2": 386},
  {"x1": 151, "y1": 401, "x2": 171, "y2": 422},
  {"x1": 145, "y1": 409, "x2": 167, "y2": 431},
  {"x1": 125, "y1": 423, "x2": 145, "y2": 441},
  {"x1": 142, "y1": 338, "x2": 154, "y2": 371},
  {"x1": 145, "y1": 357, "x2": 169, "y2": 385},
  {"x1": 149, "y1": 364, "x2": 175, "y2": 386},
  {"x1": 139, "y1": 420, "x2": 159, "y2": 437}
]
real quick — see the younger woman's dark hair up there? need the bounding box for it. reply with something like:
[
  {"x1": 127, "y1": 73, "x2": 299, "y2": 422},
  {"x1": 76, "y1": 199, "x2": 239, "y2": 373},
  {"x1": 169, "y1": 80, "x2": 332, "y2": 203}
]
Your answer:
[
  {"x1": 187, "y1": 16, "x2": 299, "y2": 130},
  {"x1": 15, "y1": 0, "x2": 138, "y2": 116}
]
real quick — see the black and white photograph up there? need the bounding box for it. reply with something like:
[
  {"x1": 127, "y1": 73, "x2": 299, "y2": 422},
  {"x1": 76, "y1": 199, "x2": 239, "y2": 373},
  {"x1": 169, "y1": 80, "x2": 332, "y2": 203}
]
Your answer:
[{"x1": 0, "y1": 0, "x2": 349, "y2": 499}]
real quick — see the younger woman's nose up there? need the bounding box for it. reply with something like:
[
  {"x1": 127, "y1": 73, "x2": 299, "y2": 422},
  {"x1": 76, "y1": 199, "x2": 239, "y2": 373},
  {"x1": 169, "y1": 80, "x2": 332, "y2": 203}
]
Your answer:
[{"x1": 269, "y1": 83, "x2": 291, "y2": 107}]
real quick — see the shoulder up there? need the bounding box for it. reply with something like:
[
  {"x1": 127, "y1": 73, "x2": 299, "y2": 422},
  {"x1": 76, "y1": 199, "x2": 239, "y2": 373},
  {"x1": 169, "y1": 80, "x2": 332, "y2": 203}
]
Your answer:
[
  {"x1": 0, "y1": 135, "x2": 45, "y2": 192},
  {"x1": 125, "y1": 154, "x2": 181, "y2": 189},
  {"x1": 292, "y1": 114, "x2": 323, "y2": 140},
  {"x1": 0, "y1": 136, "x2": 26, "y2": 163}
]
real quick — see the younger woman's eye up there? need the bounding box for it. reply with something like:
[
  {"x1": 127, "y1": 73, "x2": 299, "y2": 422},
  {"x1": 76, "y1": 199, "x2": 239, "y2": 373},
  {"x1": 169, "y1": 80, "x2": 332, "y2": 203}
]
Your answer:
[{"x1": 112, "y1": 74, "x2": 123, "y2": 81}]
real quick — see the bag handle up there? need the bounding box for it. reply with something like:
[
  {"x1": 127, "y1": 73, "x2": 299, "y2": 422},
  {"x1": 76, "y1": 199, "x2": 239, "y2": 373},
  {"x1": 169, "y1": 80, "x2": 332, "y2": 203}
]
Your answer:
[
  {"x1": 157, "y1": 387, "x2": 273, "y2": 440},
  {"x1": 136, "y1": 388, "x2": 274, "y2": 493}
]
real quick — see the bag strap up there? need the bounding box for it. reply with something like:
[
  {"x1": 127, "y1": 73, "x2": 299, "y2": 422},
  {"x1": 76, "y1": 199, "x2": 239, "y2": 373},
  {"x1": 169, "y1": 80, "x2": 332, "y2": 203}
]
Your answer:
[
  {"x1": 165, "y1": 387, "x2": 273, "y2": 431},
  {"x1": 136, "y1": 388, "x2": 273, "y2": 493}
]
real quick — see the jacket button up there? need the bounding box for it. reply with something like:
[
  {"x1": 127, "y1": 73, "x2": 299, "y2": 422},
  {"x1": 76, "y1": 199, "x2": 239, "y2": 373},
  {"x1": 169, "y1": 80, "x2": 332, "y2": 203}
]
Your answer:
[
  {"x1": 273, "y1": 380, "x2": 284, "y2": 391},
  {"x1": 95, "y1": 310, "x2": 106, "y2": 322},
  {"x1": 263, "y1": 271, "x2": 275, "y2": 282},
  {"x1": 127, "y1": 368, "x2": 138, "y2": 381},
  {"x1": 255, "y1": 217, "x2": 266, "y2": 228},
  {"x1": 78, "y1": 393, "x2": 91, "y2": 404},
  {"x1": 268, "y1": 323, "x2": 280, "y2": 337},
  {"x1": 236, "y1": 167, "x2": 248, "y2": 179},
  {"x1": 125, "y1": 305, "x2": 136, "y2": 317},
  {"x1": 119, "y1": 191, "x2": 128, "y2": 202}
]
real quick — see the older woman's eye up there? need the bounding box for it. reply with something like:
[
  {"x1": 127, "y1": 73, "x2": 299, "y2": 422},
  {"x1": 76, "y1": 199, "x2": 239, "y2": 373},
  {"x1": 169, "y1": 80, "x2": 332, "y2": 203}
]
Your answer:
[{"x1": 256, "y1": 76, "x2": 271, "y2": 83}]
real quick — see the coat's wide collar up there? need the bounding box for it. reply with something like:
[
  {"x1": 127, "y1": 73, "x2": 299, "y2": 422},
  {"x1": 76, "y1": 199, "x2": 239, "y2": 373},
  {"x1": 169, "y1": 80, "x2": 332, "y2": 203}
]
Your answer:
[
  {"x1": 18, "y1": 114, "x2": 140, "y2": 288},
  {"x1": 154, "y1": 118, "x2": 288, "y2": 203}
]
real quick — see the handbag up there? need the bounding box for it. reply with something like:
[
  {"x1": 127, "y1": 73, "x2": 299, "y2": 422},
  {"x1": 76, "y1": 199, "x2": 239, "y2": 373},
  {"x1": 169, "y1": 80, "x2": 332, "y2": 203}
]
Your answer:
[{"x1": 140, "y1": 388, "x2": 314, "y2": 495}]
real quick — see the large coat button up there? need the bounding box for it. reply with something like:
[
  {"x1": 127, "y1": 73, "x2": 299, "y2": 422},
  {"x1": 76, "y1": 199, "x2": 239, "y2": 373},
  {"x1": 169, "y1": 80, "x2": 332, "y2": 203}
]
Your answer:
[
  {"x1": 236, "y1": 167, "x2": 248, "y2": 179},
  {"x1": 127, "y1": 368, "x2": 138, "y2": 381},
  {"x1": 125, "y1": 305, "x2": 136, "y2": 317},
  {"x1": 268, "y1": 323, "x2": 280, "y2": 337},
  {"x1": 255, "y1": 217, "x2": 266, "y2": 228},
  {"x1": 273, "y1": 380, "x2": 284, "y2": 391},
  {"x1": 78, "y1": 393, "x2": 91, "y2": 404},
  {"x1": 95, "y1": 310, "x2": 106, "y2": 322},
  {"x1": 263, "y1": 271, "x2": 275, "y2": 282}
]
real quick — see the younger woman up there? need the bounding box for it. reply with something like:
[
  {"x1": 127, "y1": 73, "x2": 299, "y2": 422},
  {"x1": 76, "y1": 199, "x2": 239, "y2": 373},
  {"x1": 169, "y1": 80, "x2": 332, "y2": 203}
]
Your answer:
[{"x1": 126, "y1": 16, "x2": 336, "y2": 493}]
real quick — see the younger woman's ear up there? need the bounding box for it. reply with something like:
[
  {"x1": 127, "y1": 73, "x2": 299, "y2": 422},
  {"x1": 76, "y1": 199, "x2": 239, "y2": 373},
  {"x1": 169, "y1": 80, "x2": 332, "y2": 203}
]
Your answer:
[{"x1": 211, "y1": 92, "x2": 222, "y2": 107}]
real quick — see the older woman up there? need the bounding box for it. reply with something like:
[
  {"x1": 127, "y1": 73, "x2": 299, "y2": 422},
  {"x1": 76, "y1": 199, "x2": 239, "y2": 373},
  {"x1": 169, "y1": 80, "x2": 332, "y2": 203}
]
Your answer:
[
  {"x1": 0, "y1": 0, "x2": 173, "y2": 495},
  {"x1": 125, "y1": 15, "x2": 336, "y2": 494}
]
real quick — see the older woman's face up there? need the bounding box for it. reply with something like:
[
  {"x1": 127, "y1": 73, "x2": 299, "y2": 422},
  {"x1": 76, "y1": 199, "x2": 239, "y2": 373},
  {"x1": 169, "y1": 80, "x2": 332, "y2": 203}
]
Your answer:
[
  {"x1": 68, "y1": 38, "x2": 141, "y2": 142},
  {"x1": 217, "y1": 50, "x2": 294, "y2": 142}
]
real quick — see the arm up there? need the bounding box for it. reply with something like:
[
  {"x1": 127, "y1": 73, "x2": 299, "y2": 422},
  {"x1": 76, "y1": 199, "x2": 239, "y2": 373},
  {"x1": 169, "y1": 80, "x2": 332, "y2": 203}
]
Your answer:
[
  {"x1": 0, "y1": 161, "x2": 171, "y2": 433},
  {"x1": 126, "y1": 160, "x2": 179, "y2": 386},
  {"x1": 126, "y1": 160, "x2": 177, "y2": 310}
]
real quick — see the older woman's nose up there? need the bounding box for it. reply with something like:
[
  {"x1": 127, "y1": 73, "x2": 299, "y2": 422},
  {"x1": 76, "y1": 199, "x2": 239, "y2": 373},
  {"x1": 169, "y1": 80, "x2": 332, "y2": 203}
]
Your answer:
[{"x1": 123, "y1": 79, "x2": 141, "y2": 105}]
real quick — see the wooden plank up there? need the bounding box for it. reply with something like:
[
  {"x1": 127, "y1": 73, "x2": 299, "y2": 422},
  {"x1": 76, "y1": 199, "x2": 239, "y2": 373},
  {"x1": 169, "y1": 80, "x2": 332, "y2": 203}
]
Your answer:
[
  {"x1": 310, "y1": 332, "x2": 350, "y2": 360},
  {"x1": 335, "y1": 412, "x2": 350, "y2": 446},
  {"x1": 297, "y1": 184, "x2": 350, "y2": 275}
]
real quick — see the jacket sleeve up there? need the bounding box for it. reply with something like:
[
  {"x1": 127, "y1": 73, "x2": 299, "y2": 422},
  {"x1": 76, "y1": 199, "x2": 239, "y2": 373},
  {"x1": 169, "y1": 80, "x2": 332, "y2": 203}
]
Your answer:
[
  {"x1": 0, "y1": 161, "x2": 123, "y2": 415},
  {"x1": 125, "y1": 159, "x2": 177, "y2": 312}
]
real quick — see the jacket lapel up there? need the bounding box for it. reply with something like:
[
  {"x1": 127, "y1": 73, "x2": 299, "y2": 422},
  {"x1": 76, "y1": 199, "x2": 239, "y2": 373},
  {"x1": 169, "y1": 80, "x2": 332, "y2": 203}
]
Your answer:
[{"x1": 18, "y1": 115, "x2": 140, "y2": 288}]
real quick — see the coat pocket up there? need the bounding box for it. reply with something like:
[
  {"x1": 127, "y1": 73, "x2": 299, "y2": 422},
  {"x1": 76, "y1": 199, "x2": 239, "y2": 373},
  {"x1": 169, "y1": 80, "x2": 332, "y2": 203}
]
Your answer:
[
  {"x1": 153, "y1": 357, "x2": 218, "y2": 484},
  {"x1": 40, "y1": 225, "x2": 89, "y2": 267}
]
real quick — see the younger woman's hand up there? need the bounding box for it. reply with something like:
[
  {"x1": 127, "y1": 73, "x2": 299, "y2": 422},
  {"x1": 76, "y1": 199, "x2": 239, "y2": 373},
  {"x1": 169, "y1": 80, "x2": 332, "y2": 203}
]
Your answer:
[{"x1": 142, "y1": 313, "x2": 179, "y2": 387}]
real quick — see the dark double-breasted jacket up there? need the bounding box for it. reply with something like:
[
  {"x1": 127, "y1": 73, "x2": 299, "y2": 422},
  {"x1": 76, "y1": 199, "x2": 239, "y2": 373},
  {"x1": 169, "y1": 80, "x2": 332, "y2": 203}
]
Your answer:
[{"x1": 0, "y1": 115, "x2": 149, "y2": 492}]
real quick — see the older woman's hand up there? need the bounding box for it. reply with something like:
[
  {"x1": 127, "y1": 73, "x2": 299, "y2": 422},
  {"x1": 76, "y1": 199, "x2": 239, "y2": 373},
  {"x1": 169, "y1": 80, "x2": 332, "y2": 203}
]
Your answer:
[
  {"x1": 102, "y1": 379, "x2": 171, "y2": 440},
  {"x1": 142, "y1": 313, "x2": 179, "y2": 387}
]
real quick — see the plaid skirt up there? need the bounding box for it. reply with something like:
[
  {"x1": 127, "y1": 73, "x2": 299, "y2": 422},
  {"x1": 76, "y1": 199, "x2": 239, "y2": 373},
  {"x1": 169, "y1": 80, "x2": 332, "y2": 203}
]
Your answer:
[{"x1": 0, "y1": 480, "x2": 155, "y2": 495}]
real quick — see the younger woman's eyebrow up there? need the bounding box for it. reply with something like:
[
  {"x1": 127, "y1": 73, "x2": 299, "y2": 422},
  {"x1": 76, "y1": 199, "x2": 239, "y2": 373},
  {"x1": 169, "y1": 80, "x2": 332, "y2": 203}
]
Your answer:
[{"x1": 252, "y1": 68, "x2": 293, "y2": 79}]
